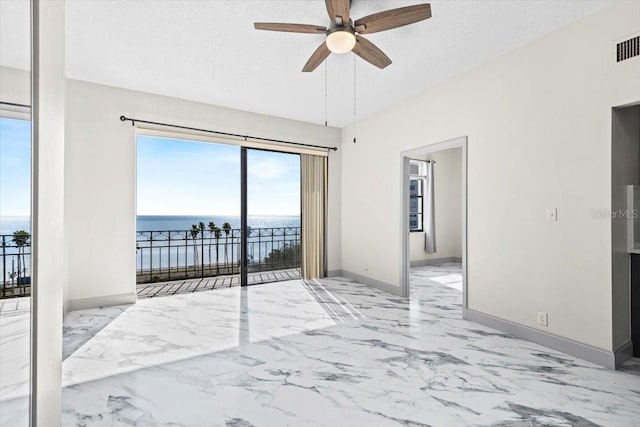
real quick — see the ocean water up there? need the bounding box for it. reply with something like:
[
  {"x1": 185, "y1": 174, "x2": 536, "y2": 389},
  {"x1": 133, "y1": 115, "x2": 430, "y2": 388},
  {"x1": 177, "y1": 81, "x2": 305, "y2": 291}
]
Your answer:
[
  {"x1": 0, "y1": 215, "x2": 300, "y2": 235},
  {"x1": 0, "y1": 216, "x2": 30, "y2": 235},
  {"x1": 136, "y1": 215, "x2": 300, "y2": 231}
]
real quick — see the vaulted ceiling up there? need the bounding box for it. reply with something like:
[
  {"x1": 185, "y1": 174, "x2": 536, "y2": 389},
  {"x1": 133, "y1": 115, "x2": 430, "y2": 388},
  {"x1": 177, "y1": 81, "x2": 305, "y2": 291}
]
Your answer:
[{"x1": 1, "y1": 0, "x2": 609, "y2": 127}]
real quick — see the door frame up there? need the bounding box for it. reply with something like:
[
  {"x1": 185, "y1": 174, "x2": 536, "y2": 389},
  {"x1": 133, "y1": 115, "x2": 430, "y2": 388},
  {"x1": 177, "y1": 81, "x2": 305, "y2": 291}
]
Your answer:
[
  {"x1": 240, "y1": 147, "x2": 248, "y2": 286},
  {"x1": 399, "y1": 136, "x2": 468, "y2": 310},
  {"x1": 241, "y1": 146, "x2": 303, "y2": 286}
]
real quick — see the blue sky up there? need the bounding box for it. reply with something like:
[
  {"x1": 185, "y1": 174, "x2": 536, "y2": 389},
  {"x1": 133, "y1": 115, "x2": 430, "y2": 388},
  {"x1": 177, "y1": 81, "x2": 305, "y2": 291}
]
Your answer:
[
  {"x1": 137, "y1": 136, "x2": 300, "y2": 216},
  {"x1": 0, "y1": 117, "x2": 31, "y2": 216},
  {"x1": 0, "y1": 125, "x2": 300, "y2": 217}
]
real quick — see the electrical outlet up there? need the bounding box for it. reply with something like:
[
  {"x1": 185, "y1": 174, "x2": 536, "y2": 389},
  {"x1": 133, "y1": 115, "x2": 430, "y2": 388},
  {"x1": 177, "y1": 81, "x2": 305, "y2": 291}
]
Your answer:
[
  {"x1": 537, "y1": 312, "x2": 548, "y2": 327},
  {"x1": 546, "y1": 208, "x2": 557, "y2": 222}
]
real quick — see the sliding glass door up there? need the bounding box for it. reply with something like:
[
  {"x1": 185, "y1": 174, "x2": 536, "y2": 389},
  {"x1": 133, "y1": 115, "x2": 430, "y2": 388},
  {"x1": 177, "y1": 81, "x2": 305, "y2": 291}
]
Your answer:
[
  {"x1": 136, "y1": 138, "x2": 302, "y2": 295},
  {"x1": 244, "y1": 148, "x2": 301, "y2": 286}
]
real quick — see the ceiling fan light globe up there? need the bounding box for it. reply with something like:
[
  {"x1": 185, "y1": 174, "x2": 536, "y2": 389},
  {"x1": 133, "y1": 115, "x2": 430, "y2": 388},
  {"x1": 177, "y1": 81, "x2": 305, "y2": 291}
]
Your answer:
[{"x1": 326, "y1": 30, "x2": 356, "y2": 54}]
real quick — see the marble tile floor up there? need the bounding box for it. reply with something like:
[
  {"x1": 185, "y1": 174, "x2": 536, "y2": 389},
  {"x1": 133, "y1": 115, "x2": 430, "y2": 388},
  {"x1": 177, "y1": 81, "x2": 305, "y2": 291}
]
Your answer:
[
  {"x1": 620, "y1": 356, "x2": 640, "y2": 377},
  {"x1": 2, "y1": 264, "x2": 640, "y2": 426},
  {"x1": 0, "y1": 300, "x2": 132, "y2": 425},
  {"x1": 0, "y1": 300, "x2": 30, "y2": 417},
  {"x1": 0, "y1": 297, "x2": 30, "y2": 314},
  {"x1": 0, "y1": 298, "x2": 31, "y2": 426}
]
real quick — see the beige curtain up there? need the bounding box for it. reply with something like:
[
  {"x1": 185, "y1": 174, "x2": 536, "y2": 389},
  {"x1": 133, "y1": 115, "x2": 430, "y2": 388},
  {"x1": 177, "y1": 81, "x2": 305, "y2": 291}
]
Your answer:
[{"x1": 301, "y1": 154, "x2": 327, "y2": 279}]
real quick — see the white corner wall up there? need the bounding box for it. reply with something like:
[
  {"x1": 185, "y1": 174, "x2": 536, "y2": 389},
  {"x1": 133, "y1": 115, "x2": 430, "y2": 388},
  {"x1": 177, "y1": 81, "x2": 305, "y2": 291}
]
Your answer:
[
  {"x1": 32, "y1": 0, "x2": 66, "y2": 423},
  {"x1": 65, "y1": 79, "x2": 341, "y2": 304},
  {"x1": 0, "y1": 66, "x2": 30, "y2": 105},
  {"x1": 341, "y1": 2, "x2": 640, "y2": 351},
  {"x1": 410, "y1": 147, "x2": 462, "y2": 263}
]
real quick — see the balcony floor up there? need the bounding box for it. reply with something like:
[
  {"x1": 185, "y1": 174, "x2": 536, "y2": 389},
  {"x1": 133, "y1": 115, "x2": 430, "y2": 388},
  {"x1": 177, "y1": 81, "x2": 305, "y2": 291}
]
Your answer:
[{"x1": 136, "y1": 268, "x2": 301, "y2": 298}]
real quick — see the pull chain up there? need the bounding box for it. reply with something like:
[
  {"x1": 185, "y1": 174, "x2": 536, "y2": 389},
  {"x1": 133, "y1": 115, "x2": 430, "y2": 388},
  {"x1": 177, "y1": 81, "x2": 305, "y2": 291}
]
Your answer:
[
  {"x1": 324, "y1": 60, "x2": 328, "y2": 127},
  {"x1": 353, "y1": 54, "x2": 357, "y2": 143}
]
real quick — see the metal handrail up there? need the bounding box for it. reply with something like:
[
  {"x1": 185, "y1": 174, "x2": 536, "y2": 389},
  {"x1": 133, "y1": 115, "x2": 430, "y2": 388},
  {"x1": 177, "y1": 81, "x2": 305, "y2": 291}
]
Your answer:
[
  {"x1": 1, "y1": 234, "x2": 32, "y2": 298},
  {"x1": 1, "y1": 226, "x2": 302, "y2": 298},
  {"x1": 135, "y1": 227, "x2": 301, "y2": 284}
]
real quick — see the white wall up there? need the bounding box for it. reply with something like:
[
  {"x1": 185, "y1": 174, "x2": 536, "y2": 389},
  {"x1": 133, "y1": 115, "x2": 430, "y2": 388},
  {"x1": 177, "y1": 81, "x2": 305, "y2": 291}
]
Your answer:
[
  {"x1": 341, "y1": 2, "x2": 640, "y2": 351},
  {"x1": 410, "y1": 147, "x2": 462, "y2": 263},
  {"x1": 65, "y1": 79, "x2": 341, "y2": 303},
  {"x1": 32, "y1": 0, "x2": 66, "y2": 423},
  {"x1": 0, "y1": 66, "x2": 29, "y2": 105}
]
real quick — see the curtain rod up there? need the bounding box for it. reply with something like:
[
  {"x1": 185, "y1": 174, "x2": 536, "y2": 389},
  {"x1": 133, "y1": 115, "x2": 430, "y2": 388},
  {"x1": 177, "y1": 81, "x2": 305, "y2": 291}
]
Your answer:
[
  {"x1": 119, "y1": 116, "x2": 338, "y2": 152},
  {"x1": 0, "y1": 101, "x2": 31, "y2": 108}
]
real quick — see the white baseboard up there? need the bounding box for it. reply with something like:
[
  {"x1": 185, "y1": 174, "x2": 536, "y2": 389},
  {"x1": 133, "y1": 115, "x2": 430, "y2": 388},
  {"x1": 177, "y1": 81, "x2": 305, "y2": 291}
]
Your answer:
[
  {"x1": 410, "y1": 257, "x2": 462, "y2": 267},
  {"x1": 327, "y1": 270, "x2": 403, "y2": 296},
  {"x1": 65, "y1": 292, "x2": 137, "y2": 314},
  {"x1": 464, "y1": 308, "x2": 630, "y2": 369}
]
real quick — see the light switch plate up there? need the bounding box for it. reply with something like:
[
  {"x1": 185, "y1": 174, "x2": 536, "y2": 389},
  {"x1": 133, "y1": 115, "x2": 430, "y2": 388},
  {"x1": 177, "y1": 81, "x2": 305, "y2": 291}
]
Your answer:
[
  {"x1": 537, "y1": 312, "x2": 548, "y2": 326},
  {"x1": 546, "y1": 208, "x2": 557, "y2": 222}
]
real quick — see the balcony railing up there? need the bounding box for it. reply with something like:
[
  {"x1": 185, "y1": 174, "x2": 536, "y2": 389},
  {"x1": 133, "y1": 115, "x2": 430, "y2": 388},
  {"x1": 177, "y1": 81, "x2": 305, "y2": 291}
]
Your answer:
[
  {"x1": 0, "y1": 227, "x2": 300, "y2": 297},
  {"x1": 136, "y1": 227, "x2": 301, "y2": 284},
  {"x1": 1, "y1": 234, "x2": 31, "y2": 298}
]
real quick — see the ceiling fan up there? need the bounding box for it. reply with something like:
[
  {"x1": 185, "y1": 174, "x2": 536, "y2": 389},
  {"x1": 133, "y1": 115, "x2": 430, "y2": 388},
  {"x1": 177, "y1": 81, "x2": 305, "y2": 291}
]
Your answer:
[{"x1": 254, "y1": 0, "x2": 432, "y2": 72}]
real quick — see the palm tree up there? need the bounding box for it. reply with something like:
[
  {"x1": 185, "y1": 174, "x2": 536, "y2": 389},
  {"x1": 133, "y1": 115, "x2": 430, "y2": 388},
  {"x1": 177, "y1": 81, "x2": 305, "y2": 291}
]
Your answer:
[
  {"x1": 208, "y1": 221, "x2": 216, "y2": 274},
  {"x1": 213, "y1": 226, "x2": 222, "y2": 274},
  {"x1": 12, "y1": 230, "x2": 29, "y2": 284},
  {"x1": 199, "y1": 222, "x2": 206, "y2": 274},
  {"x1": 222, "y1": 222, "x2": 232, "y2": 266},
  {"x1": 190, "y1": 224, "x2": 200, "y2": 269}
]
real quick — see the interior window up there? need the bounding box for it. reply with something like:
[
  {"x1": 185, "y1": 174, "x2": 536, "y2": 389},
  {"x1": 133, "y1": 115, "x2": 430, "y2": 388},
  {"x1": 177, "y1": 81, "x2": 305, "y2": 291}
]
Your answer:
[{"x1": 409, "y1": 160, "x2": 426, "y2": 232}]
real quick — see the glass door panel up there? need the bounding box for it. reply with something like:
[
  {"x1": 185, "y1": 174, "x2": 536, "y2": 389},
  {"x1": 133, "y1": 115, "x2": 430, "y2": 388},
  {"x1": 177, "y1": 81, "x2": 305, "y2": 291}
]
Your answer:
[
  {"x1": 136, "y1": 136, "x2": 241, "y2": 296},
  {"x1": 245, "y1": 149, "x2": 301, "y2": 285}
]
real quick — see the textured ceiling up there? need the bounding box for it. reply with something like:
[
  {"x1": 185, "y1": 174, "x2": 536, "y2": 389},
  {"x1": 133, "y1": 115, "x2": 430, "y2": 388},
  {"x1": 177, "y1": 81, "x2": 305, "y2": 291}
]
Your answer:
[{"x1": 1, "y1": 0, "x2": 609, "y2": 127}]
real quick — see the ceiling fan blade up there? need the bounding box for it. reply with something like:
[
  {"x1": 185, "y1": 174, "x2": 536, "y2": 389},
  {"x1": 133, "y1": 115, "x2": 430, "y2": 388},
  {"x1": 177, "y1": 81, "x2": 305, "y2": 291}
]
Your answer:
[
  {"x1": 325, "y1": 0, "x2": 350, "y2": 25},
  {"x1": 352, "y1": 35, "x2": 392, "y2": 69},
  {"x1": 302, "y1": 42, "x2": 331, "y2": 72},
  {"x1": 254, "y1": 23, "x2": 326, "y2": 34},
  {"x1": 355, "y1": 4, "x2": 431, "y2": 34}
]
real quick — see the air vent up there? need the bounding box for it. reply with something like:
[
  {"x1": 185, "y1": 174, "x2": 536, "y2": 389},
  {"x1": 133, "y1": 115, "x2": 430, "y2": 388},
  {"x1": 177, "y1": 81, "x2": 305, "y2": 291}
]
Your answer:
[{"x1": 617, "y1": 35, "x2": 639, "y2": 62}]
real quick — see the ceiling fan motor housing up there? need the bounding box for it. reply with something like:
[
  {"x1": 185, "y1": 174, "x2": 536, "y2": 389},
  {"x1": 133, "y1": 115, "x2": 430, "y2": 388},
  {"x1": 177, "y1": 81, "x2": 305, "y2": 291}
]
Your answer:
[{"x1": 326, "y1": 24, "x2": 356, "y2": 54}]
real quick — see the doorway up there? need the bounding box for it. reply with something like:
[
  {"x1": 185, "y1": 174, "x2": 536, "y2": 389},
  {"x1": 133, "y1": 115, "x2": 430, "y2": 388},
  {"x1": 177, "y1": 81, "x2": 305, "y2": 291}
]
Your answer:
[
  {"x1": 612, "y1": 103, "x2": 640, "y2": 361},
  {"x1": 135, "y1": 136, "x2": 301, "y2": 297},
  {"x1": 400, "y1": 137, "x2": 468, "y2": 308}
]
